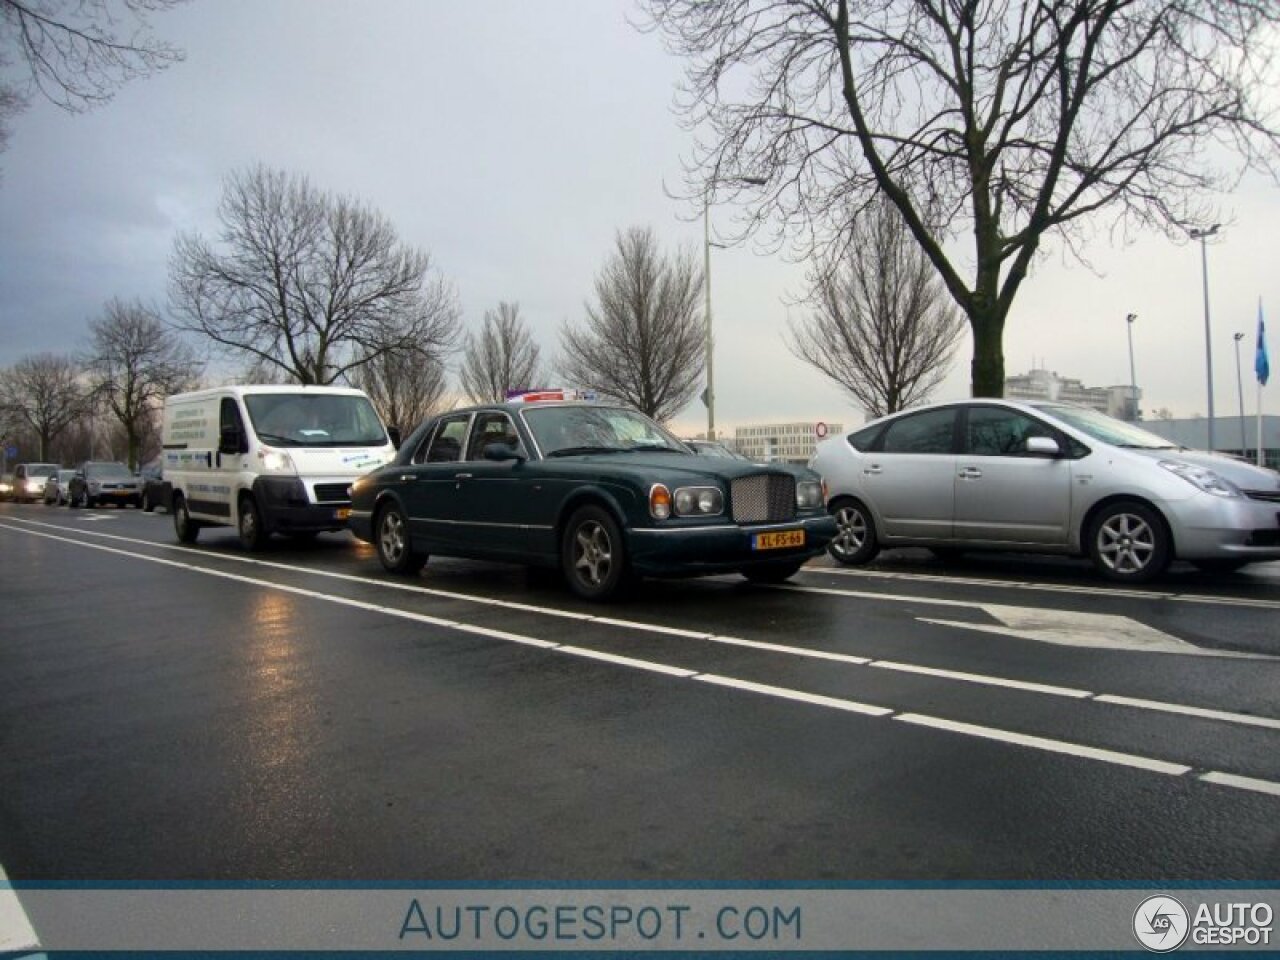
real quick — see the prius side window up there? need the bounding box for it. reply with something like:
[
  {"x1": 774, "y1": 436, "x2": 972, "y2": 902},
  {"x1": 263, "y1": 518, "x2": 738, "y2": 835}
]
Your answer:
[
  {"x1": 880, "y1": 409, "x2": 956, "y2": 454},
  {"x1": 966, "y1": 407, "x2": 1051, "y2": 457}
]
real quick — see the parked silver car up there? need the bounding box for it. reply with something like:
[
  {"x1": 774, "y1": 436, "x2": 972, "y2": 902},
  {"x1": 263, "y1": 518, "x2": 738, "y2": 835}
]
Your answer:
[
  {"x1": 43, "y1": 468, "x2": 76, "y2": 505},
  {"x1": 810, "y1": 399, "x2": 1280, "y2": 582}
]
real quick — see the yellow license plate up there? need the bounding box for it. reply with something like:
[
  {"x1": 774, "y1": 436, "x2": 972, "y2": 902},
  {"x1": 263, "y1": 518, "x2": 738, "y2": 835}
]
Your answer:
[
  {"x1": 335, "y1": 507, "x2": 351, "y2": 521},
  {"x1": 753, "y1": 529, "x2": 804, "y2": 551}
]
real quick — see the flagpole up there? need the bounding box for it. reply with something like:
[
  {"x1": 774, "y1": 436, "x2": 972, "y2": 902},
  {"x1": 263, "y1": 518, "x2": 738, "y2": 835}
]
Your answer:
[{"x1": 1258, "y1": 379, "x2": 1264, "y2": 468}]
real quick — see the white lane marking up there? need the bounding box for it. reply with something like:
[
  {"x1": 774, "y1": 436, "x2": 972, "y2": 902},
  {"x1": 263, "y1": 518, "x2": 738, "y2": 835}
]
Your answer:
[
  {"x1": 4, "y1": 519, "x2": 1278, "y2": 733},
  {"x1": 1199, "y1": 771, "x2": 1280, "y2": 797},
  {"x1": 920, "y1": 607, "x2": 1275, "y2": 660},
  {"x1": 870, "y1": 660, "x2": 1093, "y2": 699},
  {"x1": 558, "y1": 646, "x2": 698, "y2": 677},
  {"x1": 709, "y1": 635, "x2": 872, "y2": 665},
  {"x1": 2, "y1": 521, "x2": 1279, "y2": 798},
  {"x1": 0, "y1": 862, "x2": 40, "y2": 954},
  {"x1": 1095, "y1": 695, "x2": 1280, "y2": 731},
  {"x1": 805, "y1": 564, "x2": 1280, "y2": 611},
  {"x1": 894, "y1": 714, "x2": 1192, "y2": 776},
  {"x1": 696, "y1": 675, "x2": 893, "y2": 716}
]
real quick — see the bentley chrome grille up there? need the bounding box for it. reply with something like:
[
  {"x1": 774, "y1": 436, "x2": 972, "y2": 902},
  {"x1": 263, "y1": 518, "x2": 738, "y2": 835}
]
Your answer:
[{"x1": 730, "y1": 474, "x2": 796, "y2": 524}]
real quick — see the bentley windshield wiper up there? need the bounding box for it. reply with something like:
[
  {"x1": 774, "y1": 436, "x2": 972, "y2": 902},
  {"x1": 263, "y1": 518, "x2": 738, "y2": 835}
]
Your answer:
[{"x1": 546, "y1": 445, "x2": 626, "y2": 457}]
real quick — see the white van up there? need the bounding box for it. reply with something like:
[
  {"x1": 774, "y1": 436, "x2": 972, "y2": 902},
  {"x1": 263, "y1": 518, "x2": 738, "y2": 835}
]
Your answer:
[{"x1": 161, "y1": 384, "x2": 398, "y2": 550}]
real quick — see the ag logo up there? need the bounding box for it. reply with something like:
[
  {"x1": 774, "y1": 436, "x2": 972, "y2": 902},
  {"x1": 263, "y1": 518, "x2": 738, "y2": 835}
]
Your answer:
[{"x1": 1133, "y1": 895, "x2": 1190, "y2": 952}]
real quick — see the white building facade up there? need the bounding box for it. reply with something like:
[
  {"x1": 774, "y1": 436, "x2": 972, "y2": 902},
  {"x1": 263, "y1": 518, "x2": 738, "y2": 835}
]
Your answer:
[
  {"x1": 1005, "y1": 367, "x2": 1140, "y2": 420},
  {"x1": 733, "y1": 421, "x2": 844, "y2": 464}
]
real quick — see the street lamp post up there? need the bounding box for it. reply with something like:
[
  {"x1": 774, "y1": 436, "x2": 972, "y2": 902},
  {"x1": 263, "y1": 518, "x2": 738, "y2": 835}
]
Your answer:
[
  {"x1": 1189, "y1": 224, "x2": 1220, "y2": 450},
  {"x1": 1233, "y1": 331, "x2": 1247, "y2": 455},
  {"x1": 704, "y1": 175, "x2": 767, "y2": 441},
  {"x1": 1125, "y1": 312, "x2": 1138, "y2": 420}
]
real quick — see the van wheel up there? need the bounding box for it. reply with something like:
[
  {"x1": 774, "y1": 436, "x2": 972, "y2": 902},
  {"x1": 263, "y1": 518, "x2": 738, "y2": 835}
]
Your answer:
[
  {"x1": 141, "y1": 489, "x2": 154, "y2": 512},
  {"x1": 238, "y1": 495, "x2": 267, "y2": 552},
  {"x1": 376, "y1": 502, "x2": 426, "y2": 574},
  {"x1": 173, "y1": 494, "x2": 201, "y2": 543}
]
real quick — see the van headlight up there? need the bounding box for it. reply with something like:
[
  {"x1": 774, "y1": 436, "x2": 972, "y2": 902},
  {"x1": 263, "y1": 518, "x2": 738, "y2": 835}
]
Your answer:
[
  {"x1": 260, "y1": 449, "x2": 296, "y2": 473},
  {"x1": 796, "y1": 480, "x2": 824, "y2": 509},
  {"x1": 673, "y1": 486, "x2": 723, "y2": 516},
  {"x1": 1159, "y1": 460, "x2": 1241, "y2": 498}
]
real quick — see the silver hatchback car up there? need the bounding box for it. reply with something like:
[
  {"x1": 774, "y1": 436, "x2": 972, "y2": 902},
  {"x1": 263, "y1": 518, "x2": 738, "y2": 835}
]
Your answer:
[{"x1": 810, "y1": 399, "x2": 1280, "y2": 582}]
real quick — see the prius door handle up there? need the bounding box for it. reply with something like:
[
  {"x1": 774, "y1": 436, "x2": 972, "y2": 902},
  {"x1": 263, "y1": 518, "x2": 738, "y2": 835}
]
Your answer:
[
  {"x1": 862, "y1": 465, "x2": 883, "y2": 476},
  {"x1": 958, "y1": 467, "x2": 982, "y2": 479}
]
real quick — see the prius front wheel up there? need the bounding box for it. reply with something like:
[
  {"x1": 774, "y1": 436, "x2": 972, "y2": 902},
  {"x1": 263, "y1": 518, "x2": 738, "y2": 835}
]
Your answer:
[{"x1": 1087, "y1": 501, "x2": 1170, "y2": 583}]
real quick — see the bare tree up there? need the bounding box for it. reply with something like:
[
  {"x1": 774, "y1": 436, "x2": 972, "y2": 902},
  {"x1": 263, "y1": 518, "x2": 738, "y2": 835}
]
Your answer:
[
  {"x1": 352, "y1": 348, "x2": 449, "y2": 437},
  {"x1": 1, "y1": 0, "x2": 183, "y2": 154},
  {"x1": 459, "y1": 302, "x2": 543, "y2": 404},
  {"x1": 169, "y1": 164, "x2": 462, "y2": 385},
  {"x1": 640, "y1": 1, "x2": 1280, "y2": 397},
  {"x1": 0, "y1": 353, "x2": 92, "y2": 459},
  {"x1": 560, "y1": 227, "x2": 703, "y2": 422},
  {"x1": 83, "y1": 297, "x2": 202, "y2": 469},
  {"x1": 788, "y1": 197, "x2": 963, "y2": 417}
]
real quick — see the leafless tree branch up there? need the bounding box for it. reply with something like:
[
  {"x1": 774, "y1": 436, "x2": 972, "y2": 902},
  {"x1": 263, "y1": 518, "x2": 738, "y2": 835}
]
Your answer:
[{"x1": 559, "y1": 226, "x2": 704, "y2": 423}]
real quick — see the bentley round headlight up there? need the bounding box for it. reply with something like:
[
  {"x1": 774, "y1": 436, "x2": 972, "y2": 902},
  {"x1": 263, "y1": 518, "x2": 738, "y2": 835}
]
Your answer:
[
  {"x1": 672, "y1": 485, "x2": 723, "y2": 516},
  {"x1": 796, "y1": 480, "x2": 823, "y2": 510}
]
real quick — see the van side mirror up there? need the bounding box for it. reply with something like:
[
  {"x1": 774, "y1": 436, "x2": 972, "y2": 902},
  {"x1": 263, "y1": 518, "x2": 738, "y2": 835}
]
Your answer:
[
  {"x1": 387, "y1": 425, "x2": 402, "y2": 450},
  {"x1": 219, "y1": 425, "x2": 246, "y2": 455}
]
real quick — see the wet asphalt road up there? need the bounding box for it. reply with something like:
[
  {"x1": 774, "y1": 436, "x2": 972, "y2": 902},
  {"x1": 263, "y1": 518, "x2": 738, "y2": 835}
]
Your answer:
[{"x1": 1, "y1": 501, "x2": 1278, "y2": 881}]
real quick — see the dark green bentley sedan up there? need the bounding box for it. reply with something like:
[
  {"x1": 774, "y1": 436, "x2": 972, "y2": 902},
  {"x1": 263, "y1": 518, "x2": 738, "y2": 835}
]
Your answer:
[{"x1": 348, "y1": 395, "x2": 837, "y2": 600}]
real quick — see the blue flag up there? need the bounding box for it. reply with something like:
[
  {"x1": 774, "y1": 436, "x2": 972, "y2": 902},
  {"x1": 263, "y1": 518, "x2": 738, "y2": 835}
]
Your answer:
[{"x1": 1257, "y1": 300, "x2": 1270, "y2": 387}]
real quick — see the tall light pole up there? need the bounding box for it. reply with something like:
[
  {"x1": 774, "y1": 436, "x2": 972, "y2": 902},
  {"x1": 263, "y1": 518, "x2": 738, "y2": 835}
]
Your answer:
[
  {"x1": 1189, "y1": 224, "x2": 1220, "y2": 450},
  {"x1": 1125, "y1": 312, "x2": 1138, "y2": 420},
  {"x1": 704, "y1": 175, "x2": 767, "y2": 440},
  {"x1": 1233, "y1": 331, "x2": 1247, "y2": 454}
]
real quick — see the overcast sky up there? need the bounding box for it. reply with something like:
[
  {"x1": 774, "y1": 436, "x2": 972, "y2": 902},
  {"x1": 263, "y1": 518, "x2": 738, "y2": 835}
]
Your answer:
[{"x1": 1, "y1": 0, "x2": 1277, "y2": 438}]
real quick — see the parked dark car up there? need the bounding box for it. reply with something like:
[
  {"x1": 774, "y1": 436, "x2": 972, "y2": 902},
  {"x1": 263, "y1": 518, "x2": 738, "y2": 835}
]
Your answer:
[
  {"x1": 68, "y1": 461, "x2": 142, "y2": 509},
  {"x1": 138, "y1": 461, "x2": 170, "y2": 512},
  {"x1": 348, "y1": 395, "x2": 837, "y2": 600}
]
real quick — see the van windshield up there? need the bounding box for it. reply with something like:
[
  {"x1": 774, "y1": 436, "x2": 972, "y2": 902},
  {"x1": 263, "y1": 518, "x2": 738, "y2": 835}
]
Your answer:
[{"x1": 244, "y1": 394, "x2": 388, "y2": 448}]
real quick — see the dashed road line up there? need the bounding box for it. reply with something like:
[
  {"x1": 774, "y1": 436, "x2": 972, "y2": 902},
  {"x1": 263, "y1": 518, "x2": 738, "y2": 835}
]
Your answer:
[{"x1": 3, "y1": 519, "x2": 1279, "y2": 800}]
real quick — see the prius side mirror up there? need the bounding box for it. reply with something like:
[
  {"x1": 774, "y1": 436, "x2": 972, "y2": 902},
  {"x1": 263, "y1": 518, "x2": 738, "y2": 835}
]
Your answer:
[{"x1": 1025, "y1": 436, "x2": 1060, "y2": 457}]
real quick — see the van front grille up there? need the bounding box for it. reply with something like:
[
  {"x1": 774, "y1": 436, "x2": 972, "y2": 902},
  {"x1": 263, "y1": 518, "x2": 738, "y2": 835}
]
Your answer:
[{"x1": 313, "y1": 483, "x2": 351, "y2": 503}]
